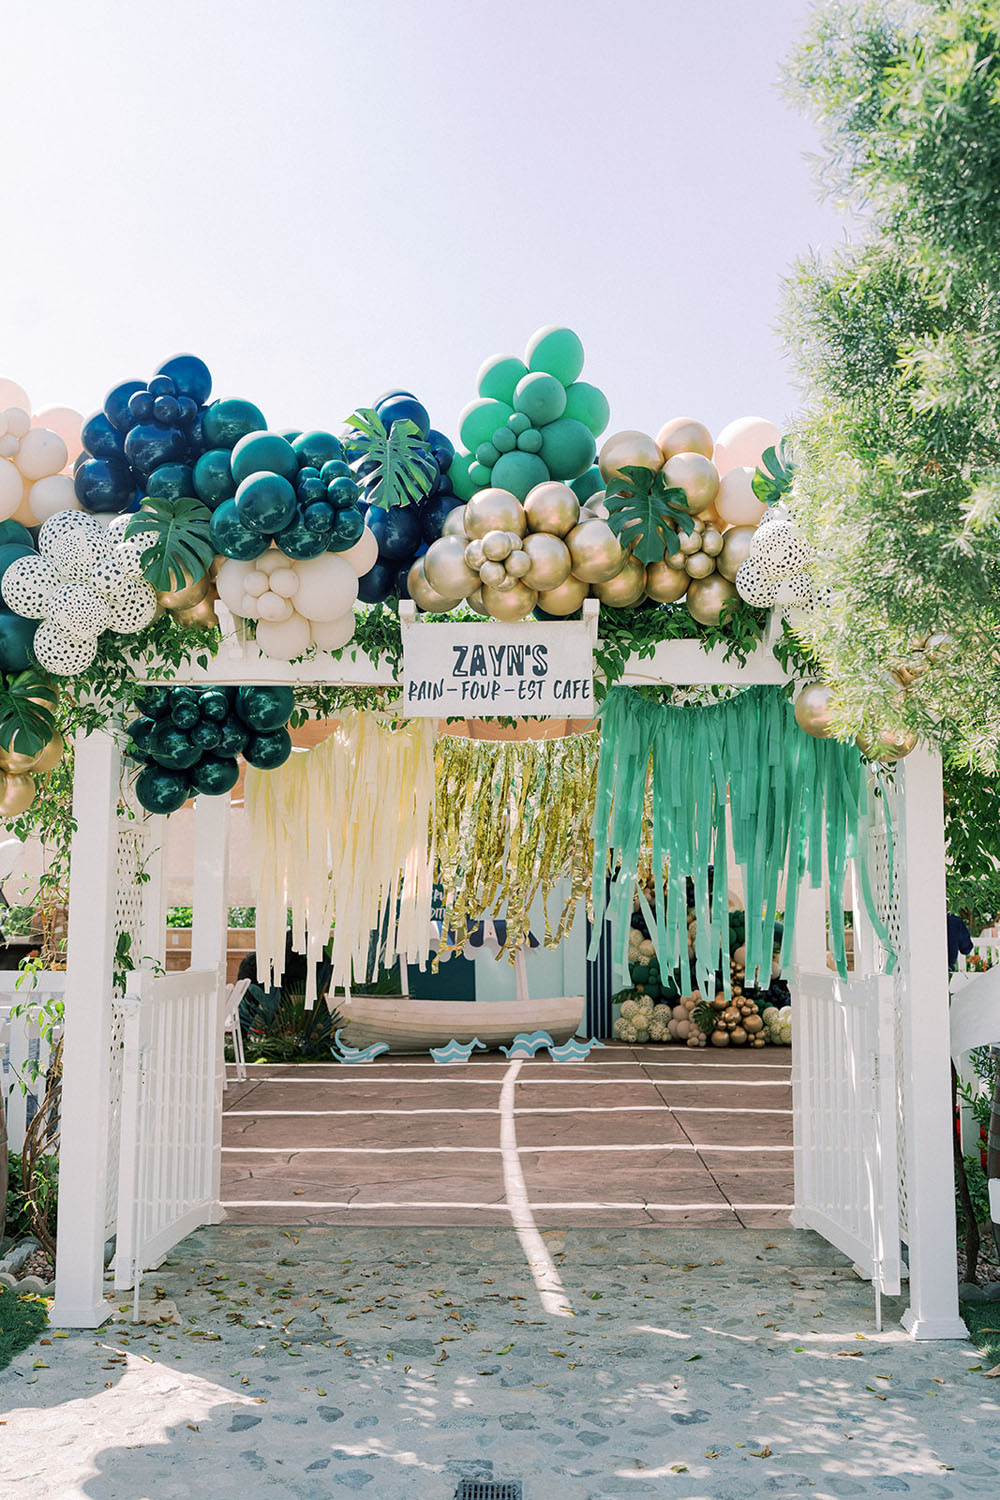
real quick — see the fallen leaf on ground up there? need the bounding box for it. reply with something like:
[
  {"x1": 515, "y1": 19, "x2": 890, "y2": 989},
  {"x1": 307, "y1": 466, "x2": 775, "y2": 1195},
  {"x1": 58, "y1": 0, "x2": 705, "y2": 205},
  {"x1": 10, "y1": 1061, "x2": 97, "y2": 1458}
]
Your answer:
[{"x1": 750, "y1": 1445, "x2": 772, "y2": 1458}]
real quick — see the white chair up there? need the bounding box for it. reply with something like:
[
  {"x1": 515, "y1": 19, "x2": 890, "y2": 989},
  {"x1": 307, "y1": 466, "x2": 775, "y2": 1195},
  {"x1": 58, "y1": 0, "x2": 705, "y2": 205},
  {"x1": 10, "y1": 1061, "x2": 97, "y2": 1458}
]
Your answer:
[{"x1": 222, "y1": 977, "x2": 251, "y2": 1088}]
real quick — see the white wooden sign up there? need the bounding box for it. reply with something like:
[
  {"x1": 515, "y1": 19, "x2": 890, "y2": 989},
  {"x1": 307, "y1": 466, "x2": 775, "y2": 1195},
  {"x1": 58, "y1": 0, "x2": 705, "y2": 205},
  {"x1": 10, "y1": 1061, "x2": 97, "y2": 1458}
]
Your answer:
[{"x1": 400, "y1": 599, "x2": 597, "y2": 717}]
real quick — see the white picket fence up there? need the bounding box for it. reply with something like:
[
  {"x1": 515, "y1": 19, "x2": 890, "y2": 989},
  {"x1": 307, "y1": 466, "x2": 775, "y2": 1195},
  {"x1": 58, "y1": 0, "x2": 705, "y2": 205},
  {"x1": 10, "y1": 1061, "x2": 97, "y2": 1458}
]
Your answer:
[
  {"x1": 113, "y1": 968, "x2": 224, "y2": 1306},
  {"x1": 0, "y1": 971, "x2": 64, "y2": 1153}
]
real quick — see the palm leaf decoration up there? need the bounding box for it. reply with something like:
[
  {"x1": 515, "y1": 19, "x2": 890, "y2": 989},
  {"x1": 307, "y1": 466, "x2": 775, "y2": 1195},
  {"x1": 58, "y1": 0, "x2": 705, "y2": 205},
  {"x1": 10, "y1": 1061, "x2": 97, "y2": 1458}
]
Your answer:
[
  {"x1": 751, "y1": 438, "x2": 796, "y2": 506},
  {"x1": 604, "y1": 466, "x2": 695, "y2": 565},
  {"x1": 125, "y1": 496, "x2": 215, "y2": 593},
  {"x1": 0, "y1": 669, "x2": 58, "y2": 757},
  {"x1": 345, "y1": 407, "x2": 434, "y2": 509}
]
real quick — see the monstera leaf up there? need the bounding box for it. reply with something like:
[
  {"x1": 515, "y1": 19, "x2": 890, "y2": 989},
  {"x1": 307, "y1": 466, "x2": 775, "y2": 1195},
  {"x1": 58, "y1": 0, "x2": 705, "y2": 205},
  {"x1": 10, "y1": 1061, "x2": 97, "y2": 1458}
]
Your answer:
[
  {"x1": 0, "y1": 670, "x2": 58, "y2": 756},
  {"x1": 345, "y1": 408, "x2": 434, "y2": 509},
  {"x1": 604, "y1": 466, "x2": 695, "y2": 565},
  {"x1": 752, "y1": 438, "x2": 796, "y2": 506},
  {"x1": 126, "y1": 496, "x2": 215, "y2": 593}
]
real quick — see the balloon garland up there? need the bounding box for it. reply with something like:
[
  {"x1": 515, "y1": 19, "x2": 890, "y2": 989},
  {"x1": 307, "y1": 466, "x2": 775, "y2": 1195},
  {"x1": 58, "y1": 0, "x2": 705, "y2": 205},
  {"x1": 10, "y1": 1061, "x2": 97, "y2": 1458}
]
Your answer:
[
  {"x1": 127, "y1": 684, "x2": 295, "y2": 814},
  {"x1": 0, "y1": 375, "x2": 83, "y2": 528},
  {"x1": 0, "y1": 720, "x2": 64, "y2": 818}
]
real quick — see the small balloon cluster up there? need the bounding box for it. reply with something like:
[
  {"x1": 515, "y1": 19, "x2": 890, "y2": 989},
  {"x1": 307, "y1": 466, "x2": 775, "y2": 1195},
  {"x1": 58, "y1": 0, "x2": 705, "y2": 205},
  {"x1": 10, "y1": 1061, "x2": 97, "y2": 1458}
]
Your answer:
[
  {"x1": 215, "y1": 533, "x2": 376, "y2": 660},
  {"x1": 0, "y1": 376, "x2": 83, "y2": 528},
  {"x1": 127, "y1": 684, "x2": 295, "y2": 814},
  {"x1": 0, "y1": 724, "x2": 64, "y2": 820},
  {"x1": 449, "y1": 326, "x2": 610, "y2": 504},
  {"x1": 1, "y1": 511, "x2": 158, "y2": 675},
  {"x1": 733, "y1": 507, "x2": 816, "y2": 614}
]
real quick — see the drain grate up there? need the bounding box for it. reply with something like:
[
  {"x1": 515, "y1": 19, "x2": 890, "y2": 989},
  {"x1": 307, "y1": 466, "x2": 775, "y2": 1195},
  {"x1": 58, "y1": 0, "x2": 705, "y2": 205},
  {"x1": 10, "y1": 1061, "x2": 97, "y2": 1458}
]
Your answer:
[{"x1": 455, "y1": 1484, "x2": 523, "y2": 1500}]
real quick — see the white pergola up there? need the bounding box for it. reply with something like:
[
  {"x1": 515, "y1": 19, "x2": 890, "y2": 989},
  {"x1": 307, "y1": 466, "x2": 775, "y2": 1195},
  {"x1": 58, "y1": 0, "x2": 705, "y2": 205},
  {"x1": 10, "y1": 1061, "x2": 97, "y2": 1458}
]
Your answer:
[{"x1": 47, "y1": 606, "x2": 966, "y2": 1339}]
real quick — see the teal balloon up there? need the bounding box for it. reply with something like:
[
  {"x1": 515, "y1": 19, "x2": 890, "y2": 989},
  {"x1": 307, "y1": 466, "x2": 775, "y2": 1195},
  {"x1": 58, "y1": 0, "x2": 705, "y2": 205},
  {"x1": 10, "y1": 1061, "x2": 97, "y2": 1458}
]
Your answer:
[
  {"x1": 475, "y1": 442, "x2": 500, "y2": 466},
  {"x1": 490, "y1": 451, "x2": 549, "y2": 500},
  {"x1": 507, "y1": 411, "x2": 531, "y2": 436},
  {"x1": 516, "y1": 429, "x2": 543, "y2": 454},
  {"x1": 0, "y1": 610, "x2": 37, "y2": 672},
  {"x1": 231, "y1": 431, "x2": 298, "y2": 485},
  {"x1": 215, "y1": 717, "x2": 249, "y2": 756},
  {"x1": 0, "y1": 521, "x2": 33, "y2": 549},
  {"x1": 292, "y1": 431, "x2": 343, "y2": 470},
  {"x1": 513, "y1": 372, "x2": 566, "y2": 427},
  {"x1": 149, "y1": 721, "x2": 201, "y2": 770},
  {"x1": 127, "y1": 716, "x2": 157, "y2": 755},
  {"x1": 525, "y1": 325, "x2": 585, "y2": 385},
  {"x1": 193, "y1": 449, "x2": 238, "y2": 508},
  {"x1": 274, "y1": 516, "x2": 329, "y2": 560},
  {"x1": 469, "y1": 462, "x2": 493, "y2": 487},
  {"x1": 236, "y1": 685, "x2": 294, "y2": 731},
  {"x1": 563, "y1": 381, "x2": 611, "y2": 438},
  {"x1": 202, "y1": 398, "x2": 267, "y2": 451},
  {"x1": 0, "y1": 542, "x2": 34, "y2": 581},
  {"x1": 235, "y1": 472, "x2": 297, "y2": 534},
  {"x1": 135, "y1": 765, "x2": 190, "y2": 815},
  {"x1": 243, "y1": 726, "x2": 292, "y2": 770},
  {"x1": 189, "y1": 755, "x2": 240, "y2": 797},
  {"x1": 147, "y1": 464, "x2": 194, "y2": 502},
  {"x1": 459, "y1": 398, "x2": 514, "y2": 453},
  {"x1": 448, "y1": 452, "x2": 477, "y2": 501},
  {"x1": 570, "y1": 466, "x2": 605, "y2": 503},
  {"x1": 136, "y1": 686, "x2": 171, "y2": 719},
  {"x1": 325, "y1": 507, "x2": 365, "y2": 552},
  {"x1": 209, "y1": 499, "x2": 271, "y2": 560},
  {"x1": 190, "y1": 719, "x2": 222, "y2": 751},
  {"x1": 538, "y1": 417, "x2": 596, "y2": 481},
  {"x1": 492, "y1": 427, "x2": 516, "y2": 454},
  {"x1": 170, "y1": 698, "x2": 200, "y2": 730},
  {"x1": 476, "y1": 354, "x2": 527, "y2": 404},
  {"x1": 198, "y1": 689, "x2": 232, "y2": 722}
]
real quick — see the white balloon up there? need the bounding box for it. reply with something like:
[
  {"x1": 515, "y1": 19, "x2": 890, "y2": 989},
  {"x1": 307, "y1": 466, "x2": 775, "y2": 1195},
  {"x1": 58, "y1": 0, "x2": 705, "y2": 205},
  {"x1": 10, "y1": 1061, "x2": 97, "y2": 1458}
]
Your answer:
[
  {"x1": 310, "y1": 613, "x2": 356, "y2": 652},
  {"x1": 1, "y1": 554, "x2": 59, "y2": 618},
  {"x1": 2, "y1": 407, "x2": 30, "y2": 440},
  {"x1": 291, "y1": 552, "x2": 359, "y2": 622},
  {"x1": 255, "y1": 610, "x2": 311, "y2": 660},
  {"x1": 256, "y1": 549, "x2": 289, "y2": 575},
  {"x1": 27, "y1": 473, "x2": 78, "y2": 523},
  {"x1": 269, "y1": 566, "x2": 299, "y2": 598},
  {"x1": 714, "y1": 466, "x2": 767, "y2": 527},
  {"x1": 31, "y1": 621, "x2": 98, "y2": 676},
  {"x1": 339, "y1": 524, "x2": 379, "y2": 578},
  {"x1": 713, "y1": 417, "x2": 781, "y2": 477},
  {"x1": 0, "y1": 457, "x2": 24, "y2": 520},
  {"x1": 215, "y1": 558, "x2": 255, "y2": 614},
  {"x1": 14, "y1": 426, "x2": 68, "y2": 481},
  {"x1": 0, "y1": 436, "x2": 18, "y2": 461},
  {"x1": 239, "y1": 592, "x2": 260, "y2": 618},
  {"x1": 104, "y1": 574, "x2": 157, "y2": 634},
  {"x1": 49, "y1": 581, "x2": 111, "y2": 641},
  {"x1": 256, "y1": 590, "x2": 294, "y2": 622},
  {"x1": 244, "y1": 571, "x2": 268, "y2": 598}
]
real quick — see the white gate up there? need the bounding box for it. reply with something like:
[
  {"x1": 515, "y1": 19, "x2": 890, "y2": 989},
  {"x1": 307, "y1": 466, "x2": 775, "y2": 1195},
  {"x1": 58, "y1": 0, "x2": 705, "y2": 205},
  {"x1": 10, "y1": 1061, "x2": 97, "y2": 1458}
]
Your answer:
[
  {"x1": 0, "y1": 971, "x2": 64, "y2": 1153},
  {"x1": 113, "y1": 968, "x2": 224, "y2": 1303}
]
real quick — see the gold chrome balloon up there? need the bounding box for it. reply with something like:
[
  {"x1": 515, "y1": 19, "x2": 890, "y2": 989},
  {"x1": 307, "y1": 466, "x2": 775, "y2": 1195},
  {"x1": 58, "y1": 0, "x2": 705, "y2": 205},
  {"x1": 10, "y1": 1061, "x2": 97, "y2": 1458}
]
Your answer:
[
  {"x1": 521, "y1": 532, "x2": 572, "y2": 592},
  {"x1": 442, "y1": 505, "x2": 468, "y2": 539},
  {"x1": 856, "y1": 726, "x2": 917, "y2": 761},
  {"x1": 684, "y1": 551, "x2": 716, "y2": 580},
  {"x1": 464, "y1": 488, "x2": 527, "y2": 540},
  {"x1": 666, "y1": 549, "x2": 688, "y2": 572},
  {"x1": 661, "y1": 453, "x2": 720, "y2": 516},
  {"x1": 424, "y1": 536, "x2": 479, "y2": 598},
  {"x1": 598, "y1": 430, "x2": 663, "y2": 485},
  {"x1": 678, "y1": 528, "x2": 702, "y2": 555},
  {"x1": 467, "y1": 587, "x2": 488, "y2": 616},
  {"x1": 794, "y1": 683, "x2": 834, "y2": 738},
  {"x1": 481, "y1": 581, "x2": 538, "y2": 620},
  {"x1": 701, "y1": 527, "x2": 724, "y2": 557},
  {"x1": 492, "y1": 570, "x2": 520, "y2": 592},
  {"x1": 656, "y1": 417, "x2": 714, "y2": 462},
  {"x1": 566, "y1": 519, "x2": 626, "y2": 583},
  {"x1": 505, "y1": 531, "x2": 524, "y2": 551},
  {"x1": 645, "y1": 562, "x2": 689, "y2": 602},
  {"x1": 0, "y1": 772, "x2": 36, "y2": 818},
  {"x1": 479, "y1": 560, "x2": 506, "y2": 588},
  {"x1": 536, "y1": 574, "x2": 590, "y2": 615},
  {"x1": 685, "y1": 573, "x2": 739, "y2": 626},
  {"x1": 505, "y1": 550, "x2": 532, "y2": 579},
  {"x1": 523, "y1": 481, "x2": 580, "y2": 537},
  {"x1": 157, "y1": 569, "x2": 210, "y2": 612},
  {"x1": 28, "y1": 733, "x2": 64, "y2": 775},
  {"x1": 173, "y1": 592, "x2": 219, "y2": 630},
  {"x1": 594, "y1": 554, "x2": 646, "y2": 607},
  {"x1": 716, "y1": 524, "x2": 756, "y2": 581},
  {"x1": 0, "y1": 744, "x2": 44, "y2": 775},
  {"x1": 481, "y1": 530, "x2": 513, "y2": 562},
  {"x1": 464, "y1": 538, "x2": 485, "y2": 570},
  {"x1": 407, "y1": 558, "x2": 464, "y2": 612}
]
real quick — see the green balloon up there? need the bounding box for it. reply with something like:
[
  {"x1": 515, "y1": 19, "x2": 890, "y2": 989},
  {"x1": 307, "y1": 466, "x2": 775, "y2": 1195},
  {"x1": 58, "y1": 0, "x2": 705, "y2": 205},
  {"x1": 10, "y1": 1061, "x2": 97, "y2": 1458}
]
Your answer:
[
  {"x1": 448, "y1": 451, "x2": 477, "y2": 501},
  {"x1": 190, "y1": 719, "x2": 222, "y2": 751},
  {"x1": 507, "y1": 411, "x2": 531, "y2": 436},
  {"x1": 189, "y1": 755, "x2": 240, "y2": 797},
  {"x1": 0, "y1": 542, "x2": 34, "y2": 580},
  {"x1": 243, "y1": 726, "x2": 292, "y2": 770},
  {"x1": 476, "y1": 354, "x2": 528, "y2": 404},
  {"x1": 199, "y1": 689, "x2": 232, "y2": 723},
  {"x1": 209, "y1": 499, "x2": 271, "y2": 560},
  {"x1": 136, "y1": 687, "x2": 171, "y2": 719},
  {"x1": 492, "y1": 427, "x2": 516, "y2": 454},
  {"x1": 570, "y1": 466, "x2": 605, "y2": 503},
  {"x1": 538, "y1": 417, "x2": 597, "y2": 481},
  {"x1": 0, "y1": 610, "x2": 36, "y2": 672},
  {"x1": 202, "y1": 398, "x2": 267, "y2": 451},
  {"x1": 490, "y1": 451, "x2": 550, "y2": 500},
  {"x1": 216, "y1": 717, "x2": 249, "y2": 756},
  {"x1": 563, "y1": 381, "x2": 611, "y2": 438},
  {"x1": 292, "y1": 431, "x2": 343, "y2": 470},
  {"x1": 193, "y1": 449, "x2": 238, "y2": 508},
  {"x1": 513, "y1": 372, "x2": 566, "y2": 427},
  {"x1": 127, "y1": 716, "x2": 157, "y2": 755},
  {"x1": 475, "y1": 442, "x2": 500, "y2": 466},
  {"x1": 325, "y1": 507, "x2": 365, "y2": 552},
  {"x1": 149, "y1": 720, "x2": 201, "y2": 770},
  {"x1": 516, "y1": 429, "x2": 543, "y2": 454},
  {"x1": 235, "y1": 472, "x2": 297, "y2": 534},
  {"x1": 135, "y1": 765, "x2": 191, "y2": 815},
  {"x1": 0, "y1": 521, "x2": 33, "y2": 549},
  {"x1": 459, "y1": 398, "x2": 514, "y2": 453},
  {"x1": 231, "y1": 431, "x2": 299, "y2": 485},
  {"x1": 469, "y1": 461, "x2": 493, "y2": 487},
  {"x1": 146, "y1": 464, "x2": 194, "y2": 502},
  {"x1": 236, "y1": 685, "x2": 295, "y2": 732},
  {"x1": 274, "y1": 515, "x2": 329, "y2": 560},
  {"x1": 170, "y1": 698, "x2": 200, "y2": 730},
  {"x1": 525, "y1": 325, "x2": 585, "y2": 385}
]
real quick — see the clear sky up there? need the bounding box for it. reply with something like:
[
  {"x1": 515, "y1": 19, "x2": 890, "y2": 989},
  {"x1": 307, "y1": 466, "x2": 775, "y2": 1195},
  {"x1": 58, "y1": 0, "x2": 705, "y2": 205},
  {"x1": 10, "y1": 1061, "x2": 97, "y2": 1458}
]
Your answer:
[{"x1": 1, "y1": 0, "x2": 842, "y2": 445}]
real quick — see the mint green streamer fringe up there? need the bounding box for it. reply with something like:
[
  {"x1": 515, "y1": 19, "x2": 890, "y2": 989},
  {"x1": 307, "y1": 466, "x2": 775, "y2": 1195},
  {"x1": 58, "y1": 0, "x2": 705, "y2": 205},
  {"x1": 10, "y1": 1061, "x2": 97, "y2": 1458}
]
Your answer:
[{"x1": 588, "y1": 686, "x2": 896, "y2": 991}]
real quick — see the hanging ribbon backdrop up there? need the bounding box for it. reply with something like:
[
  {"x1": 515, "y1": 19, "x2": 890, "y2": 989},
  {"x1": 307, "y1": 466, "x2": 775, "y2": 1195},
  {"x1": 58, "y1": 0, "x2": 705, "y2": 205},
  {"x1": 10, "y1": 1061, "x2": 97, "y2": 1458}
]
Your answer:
[{"x1": 589, "y1": 685, "x2": 894, "y2": 999}]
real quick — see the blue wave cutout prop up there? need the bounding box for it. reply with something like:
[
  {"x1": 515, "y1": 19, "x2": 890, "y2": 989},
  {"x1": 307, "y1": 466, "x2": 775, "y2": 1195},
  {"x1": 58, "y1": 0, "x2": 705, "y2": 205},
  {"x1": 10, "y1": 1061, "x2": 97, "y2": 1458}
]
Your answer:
[
  {"x1": 429, "y1": 1037, "x2": 487, "y2": 1064},
  {"x1": 331, "y1": 1028, "x2": 390, "y2": 1064},
  {"x1": 548, "y1": 1037, "x2": 605, "y2": 1063},
  {"x1": 499, "y1": 1030, "x2": 554, "y2": 1059}
]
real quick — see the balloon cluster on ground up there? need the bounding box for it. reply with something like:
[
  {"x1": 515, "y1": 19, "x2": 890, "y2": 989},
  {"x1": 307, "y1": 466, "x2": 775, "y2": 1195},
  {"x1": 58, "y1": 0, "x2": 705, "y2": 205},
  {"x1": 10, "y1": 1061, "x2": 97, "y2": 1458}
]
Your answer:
[
  {"x1": 127, "y1": 684, "x2": 295, "y2": 813},
  {"x1": 0, "y1": 377, "x2": 84, "y2": 528}
]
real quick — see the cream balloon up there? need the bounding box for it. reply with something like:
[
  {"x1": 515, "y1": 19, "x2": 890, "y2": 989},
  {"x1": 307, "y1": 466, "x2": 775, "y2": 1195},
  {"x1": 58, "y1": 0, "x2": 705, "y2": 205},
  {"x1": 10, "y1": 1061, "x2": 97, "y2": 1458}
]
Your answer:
[
  {"x1": 713, "y1": 417, "x2": 781, "y2": 477},
  {"x1": 645, "y1": 561, "x2": 689, "y2": 602},
  {"x1": 26, "y1": 473, "x2": 78, "y2": 523},
  {"x1": 15, "y1": 427, "x2": 68, "y2": 481},
  {"x1": 310, "y1": 613, "x2": 357, "y2": 651},
  {"x1": 32, "y1": 406, "x2": 84, "y2": 467},
  {"x1": 254, "y1": 611, "x2": 312, "y2": 660},
  {"x1": 256, "y1": 550, "x2": 288, "y2": 575},
  {"x1": 536, "y1": 574, "x2": 590, "y2": 615},
  {"x1": 256, "y1": 591, "x2": 294, "y2": 622},
  {"x1": 291, "y1": 553, "x2": 360, "y2": 622},
  {"x1": 214, "y1": 558, "x2": 256, "y2": 614},
  {"x1": 0, "y1": 457, "x2": 24, "y2": 520},
  {"x1": 339, "y1": 523, "x2": 379, "y2": 577},
  {"x1": 423, "y1": 535, "x2": 479, "y2": 599},
  {"x1": 714, "y1": 467, "x2": 767, "y2": 527},
  {"x1": 3, "y1": 409, "x2": 30, "y2": 439},
  {"x1": 656, "y1": 417, "x2": 714, "y2": 462},
  {"x1": 0, "y1": 380, "x2": 30, "y2": 411},
  {"x1": 521, "y1": 532, "x2": 572, "y2": 591},
  {"x1": 268, "y1": 567, "x2": 299, "y2": 599}
]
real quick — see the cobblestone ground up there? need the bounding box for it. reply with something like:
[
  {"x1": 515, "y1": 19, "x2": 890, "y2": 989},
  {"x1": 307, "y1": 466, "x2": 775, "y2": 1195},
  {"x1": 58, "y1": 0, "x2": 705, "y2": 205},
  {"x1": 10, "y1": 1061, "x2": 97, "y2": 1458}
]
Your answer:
[{"x1": 1, "y1": 1226, "x2": 997, "y2": 1500}]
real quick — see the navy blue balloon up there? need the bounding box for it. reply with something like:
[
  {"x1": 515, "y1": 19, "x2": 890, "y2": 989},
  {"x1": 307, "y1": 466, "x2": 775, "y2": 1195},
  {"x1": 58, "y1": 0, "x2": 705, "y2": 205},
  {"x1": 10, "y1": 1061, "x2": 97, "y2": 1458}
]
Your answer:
[
  {"x1": 366, "y1": 503, "x2": 422, "y2": 562},
  {"x1": 419, "y1": 494, "x2": 463, "y2": 545},
  {"x1": 147, "y1": 375, "x2": 175, "y2": 399},
  {"x1": 153, "y1": 394, "x2": 180, "y2": 426},
  {"x1": 104, "y1": 380, "x2": 146, "y2": 433},
  {"x1": 395, "y1": 561, "x2": 414, "y2": 601},
  {"x1": 176, "y1": 395, "x2": 199, "y2": 426},
  {"x1": 427, "y1": 429, "x2": 455, "y2": 469},
  {"x1": 155, "y1": 354, "x2": 212, "y2": 406},
  {"x1": 124, "y1": 423, "x2": 187, "y2": 475},
  {"x1": 82, "y1": 411, "x2": 126, "y2": 460},
  {"x1": 75, "y1": 456, "x2": 135, "y2": 513},
  {"x1": 128, "y1": 390, "x2": 154, "y2": 424},
  {"x1": 375, "y1": 395, "x2": 430, "y2": 438},
  {"x1": 356, "y1": 558, "x2": 396, "y2": 605}
]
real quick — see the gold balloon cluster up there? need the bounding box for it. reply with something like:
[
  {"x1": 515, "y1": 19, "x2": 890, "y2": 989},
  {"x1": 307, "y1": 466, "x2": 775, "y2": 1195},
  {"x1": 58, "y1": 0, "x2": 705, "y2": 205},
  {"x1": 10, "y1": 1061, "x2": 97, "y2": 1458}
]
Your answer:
[
  {"x1": 0, "y1": 730, "x2": 64, "y2": 819},
  {"x1": 156, "y1": 569, "x2": 219, "y2": 630},
  {"x1": 413, "y1": 482, "x2": 633, "y2": 621},
  {"x1": 793, "y1": 682, "x2": 917, "y2": 762}
]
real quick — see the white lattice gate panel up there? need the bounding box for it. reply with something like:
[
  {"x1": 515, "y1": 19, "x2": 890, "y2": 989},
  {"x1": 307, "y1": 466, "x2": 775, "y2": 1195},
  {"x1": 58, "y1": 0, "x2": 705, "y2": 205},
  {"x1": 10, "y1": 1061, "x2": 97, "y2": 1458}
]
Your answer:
[
  {"x1": 114, "y1": 968, "x2": 222, "y2": 1294},
  {"x1": 0, "y1": 972, "x2": 65, "y2": 1153},
  {"x1": 792, "y1": 969, "x2": 902, "y2": 1295}
]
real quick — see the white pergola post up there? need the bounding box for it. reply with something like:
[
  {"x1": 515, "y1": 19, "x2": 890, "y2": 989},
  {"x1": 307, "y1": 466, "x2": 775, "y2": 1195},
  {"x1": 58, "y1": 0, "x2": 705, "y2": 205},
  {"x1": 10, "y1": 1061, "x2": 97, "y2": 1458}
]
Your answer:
[
  {"x1": 898, "y1": 748, "x2": 968, "y2": 1338},
  {"x1": 190, "y1": 792, "x2": 231, "y2": 1220},
  {"x1": 51, "y1": 727, "x2": 121, "y2": 1328}
]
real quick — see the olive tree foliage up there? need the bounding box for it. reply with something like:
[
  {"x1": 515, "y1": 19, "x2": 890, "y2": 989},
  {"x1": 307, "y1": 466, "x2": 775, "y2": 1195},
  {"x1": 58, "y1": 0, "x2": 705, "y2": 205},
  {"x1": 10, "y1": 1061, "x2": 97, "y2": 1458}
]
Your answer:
[{"x1": 781, "y1": 0, "x2": 1000, "y2": 767}]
